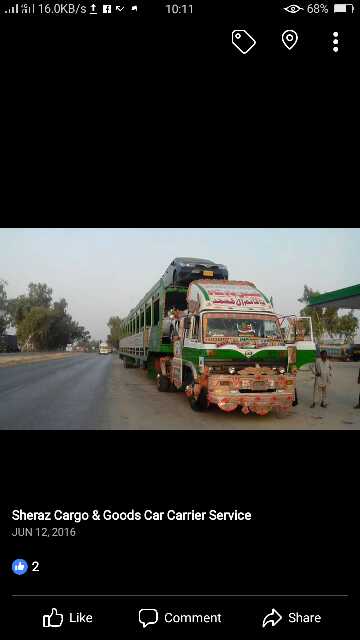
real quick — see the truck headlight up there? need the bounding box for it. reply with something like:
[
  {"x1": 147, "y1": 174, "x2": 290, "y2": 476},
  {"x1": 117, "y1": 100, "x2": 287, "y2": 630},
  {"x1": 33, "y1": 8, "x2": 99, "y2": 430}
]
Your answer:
[{"x1": 228, "y1": 366, "x2": 236, "y2": 374}]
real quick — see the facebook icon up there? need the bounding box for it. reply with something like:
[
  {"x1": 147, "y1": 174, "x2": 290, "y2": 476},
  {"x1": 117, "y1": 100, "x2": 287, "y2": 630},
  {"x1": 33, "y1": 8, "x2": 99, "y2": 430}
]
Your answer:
[
  {"x1": 103, "y1": 4, "x2": 112, "y2": 12},
  {"x1": 12, "y1": 559, "x2": 29, "y2": 575}
]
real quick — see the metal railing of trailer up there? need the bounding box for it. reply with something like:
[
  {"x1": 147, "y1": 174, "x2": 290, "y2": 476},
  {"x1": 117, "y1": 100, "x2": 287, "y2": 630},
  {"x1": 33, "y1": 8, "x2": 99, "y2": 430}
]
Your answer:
[{"x1": 118, "y1": 280, "x2": 188, "y2": 374}]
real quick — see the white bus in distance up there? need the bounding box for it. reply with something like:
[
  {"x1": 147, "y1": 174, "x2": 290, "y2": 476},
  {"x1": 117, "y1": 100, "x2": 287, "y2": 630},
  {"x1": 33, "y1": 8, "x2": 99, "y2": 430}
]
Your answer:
[{"x1": 99, "y1": 342, "x2": 112, "y2": 355}]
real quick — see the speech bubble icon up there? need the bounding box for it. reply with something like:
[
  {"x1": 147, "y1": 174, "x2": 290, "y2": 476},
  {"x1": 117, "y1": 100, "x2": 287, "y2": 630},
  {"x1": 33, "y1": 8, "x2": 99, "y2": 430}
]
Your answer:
[{"x1": 139, "y1": 608, "x2": 159, "y2": 628}]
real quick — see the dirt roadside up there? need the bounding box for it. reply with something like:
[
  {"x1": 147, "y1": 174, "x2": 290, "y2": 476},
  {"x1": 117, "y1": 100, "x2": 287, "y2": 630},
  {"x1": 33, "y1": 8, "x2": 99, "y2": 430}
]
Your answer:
[
  {"x1": 0, "y1": 352, "x2": 86, "y2": 367},
  {"x1": 105, "y1": 359, "x2": 360, "y2": 430}
]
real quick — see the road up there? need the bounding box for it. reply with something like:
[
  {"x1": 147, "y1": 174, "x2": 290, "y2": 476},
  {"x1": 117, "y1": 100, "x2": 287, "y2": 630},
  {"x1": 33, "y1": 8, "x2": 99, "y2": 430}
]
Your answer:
[
  {"x1": 0, "y1": 354, "x2": 111, "y2": 429},
  {"x1": 0, "y1": 355, "x2": 359, "y2": 429}
]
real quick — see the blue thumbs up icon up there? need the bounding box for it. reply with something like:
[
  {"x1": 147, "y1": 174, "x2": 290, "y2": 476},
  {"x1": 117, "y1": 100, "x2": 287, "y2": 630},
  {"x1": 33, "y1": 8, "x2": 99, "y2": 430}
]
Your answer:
[{"x1": 12, "y1": 559, "x2": 28, "y2": 575}]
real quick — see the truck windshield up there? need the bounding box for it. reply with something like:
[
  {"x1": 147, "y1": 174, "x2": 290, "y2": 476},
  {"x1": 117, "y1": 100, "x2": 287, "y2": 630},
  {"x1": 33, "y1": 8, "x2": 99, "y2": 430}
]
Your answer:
[{"x1": 203, "y1": 314, "x2": 282, "y2": 342}]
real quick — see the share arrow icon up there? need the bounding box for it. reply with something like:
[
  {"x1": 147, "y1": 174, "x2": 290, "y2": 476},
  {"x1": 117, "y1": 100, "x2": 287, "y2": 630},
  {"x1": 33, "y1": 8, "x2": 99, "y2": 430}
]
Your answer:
[{"x1": 262, "y1": 608, "x2": 283, "y2": 628}]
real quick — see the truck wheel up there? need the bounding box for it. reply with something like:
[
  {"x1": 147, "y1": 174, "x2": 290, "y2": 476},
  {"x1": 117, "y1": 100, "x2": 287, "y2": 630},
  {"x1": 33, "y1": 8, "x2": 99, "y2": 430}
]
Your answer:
[
  {"x1": 157, "y1": 374, "x2": 170, "y2": 392},
  {"x1": 189, "y1": 387, "x2": 208, "y2": 412},
  {"x1": 179, "y1": 368, "x2": 192, "y2": 393}
]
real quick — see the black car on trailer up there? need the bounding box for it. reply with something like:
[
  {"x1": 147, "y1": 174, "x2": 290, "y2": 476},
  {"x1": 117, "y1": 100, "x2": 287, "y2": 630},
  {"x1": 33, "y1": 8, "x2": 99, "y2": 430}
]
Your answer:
[{"x1": 162, "y1": 257, "x2": 228, "y2": 288}]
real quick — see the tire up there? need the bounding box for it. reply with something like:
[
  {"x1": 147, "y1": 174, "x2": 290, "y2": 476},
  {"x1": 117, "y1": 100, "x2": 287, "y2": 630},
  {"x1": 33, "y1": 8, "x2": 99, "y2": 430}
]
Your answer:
[
  {"x1": 179, "y1": 367, "x2": 192, "y2": 393},
  {"x1": 157, "y1": 374, "x2": 170, "y2": 392},
  {"x1": 189, "y1": 386, "x2": 208, "y2": 412}
]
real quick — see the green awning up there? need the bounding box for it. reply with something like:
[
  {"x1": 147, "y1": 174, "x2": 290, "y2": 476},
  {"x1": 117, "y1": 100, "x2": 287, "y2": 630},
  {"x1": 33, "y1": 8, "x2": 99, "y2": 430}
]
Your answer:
[{"x1": 309, "y1": 284, "x2": 360, "y2": 310}]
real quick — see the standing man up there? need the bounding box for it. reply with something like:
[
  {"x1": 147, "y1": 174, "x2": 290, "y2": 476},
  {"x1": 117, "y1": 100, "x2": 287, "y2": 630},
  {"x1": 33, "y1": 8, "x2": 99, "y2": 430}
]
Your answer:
[
  {"x1": 354, "y1": 368, "x2": 360, "y2": 409},
  {"x1": 310, "y1": 350, "x2": 333, "y2": 408}
]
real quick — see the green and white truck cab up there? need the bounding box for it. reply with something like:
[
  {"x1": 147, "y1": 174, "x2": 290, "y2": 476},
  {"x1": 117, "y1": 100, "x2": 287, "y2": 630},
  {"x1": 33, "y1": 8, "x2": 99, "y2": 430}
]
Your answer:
[{"x1": 158, "y1": 280, "x2": 316, "y2": 415}]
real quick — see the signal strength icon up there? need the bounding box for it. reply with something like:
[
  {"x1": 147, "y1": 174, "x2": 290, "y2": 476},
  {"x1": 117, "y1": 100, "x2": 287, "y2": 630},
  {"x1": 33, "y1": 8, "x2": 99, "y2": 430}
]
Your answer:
[{"x1": 5, "y1": 4, "x2": 19, "y2": 12}]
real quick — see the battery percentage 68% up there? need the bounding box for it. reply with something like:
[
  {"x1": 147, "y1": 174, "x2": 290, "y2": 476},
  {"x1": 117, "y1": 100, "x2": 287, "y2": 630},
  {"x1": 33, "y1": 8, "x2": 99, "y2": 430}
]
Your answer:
[{"x1": 307, "y1": 3, "x2": 329, "y2": 12}]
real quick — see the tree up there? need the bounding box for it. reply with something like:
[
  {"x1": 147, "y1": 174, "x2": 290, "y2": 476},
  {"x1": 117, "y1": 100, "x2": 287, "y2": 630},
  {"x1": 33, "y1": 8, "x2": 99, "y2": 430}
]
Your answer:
[
  {"x1": 47, "y1": 302, "x2": 71, "y2": 350},
  {"x1": 336, "y1": 312, "x2": 358, "y2": 343},
  {"x1": 298, "y1": 285, "x2": 359, "y2": 344},
  {"x1": 70, "y1": 322, "x2": 91, "y2": 344},
  {"x1": 0, "y1": 279, "x2": 9, "y2": 335},
  {"x1": 7, "y1": 283, "x2": 53, "y2": 329},
  {"x1": 28, "y1": 282, "x2": 53, "y2": 308},
  {"x1": 47, "y1": 308, "x2": 91, "y2": 351},
  {"x1": 17, "y1": 307, "x2": 52, "y2": 351},
  {"x1": 7, "y1": 282, "x2": 91, "y2": 351},
  {"x1": 298, "y1": 285, "x2": 326, "y2": 341},
  {"x1": 53, "y1": 298, "x2": 68, "y2": 314},
  {"x1": 7, "y1": 294, "x2": 31, "y2": 326},
  {"x1": 107, "y1": 316, "x2": 123, "y2": 349},
  {"x1": 323, "y1": 307, "x2": 339, "y2": 338}
]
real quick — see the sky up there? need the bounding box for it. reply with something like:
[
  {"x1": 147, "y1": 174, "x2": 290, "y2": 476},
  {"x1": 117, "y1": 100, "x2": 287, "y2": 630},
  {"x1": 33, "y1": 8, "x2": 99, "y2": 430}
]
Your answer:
[{"x1": 1, "y1": 228, "x2": 359, "y2": 341}]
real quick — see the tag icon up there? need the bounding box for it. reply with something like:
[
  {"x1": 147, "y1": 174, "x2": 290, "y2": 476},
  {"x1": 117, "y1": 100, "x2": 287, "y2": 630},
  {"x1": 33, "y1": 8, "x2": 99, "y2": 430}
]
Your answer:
[
  {"x1": 282, "y1": 30, "x2": 298, "y2": 50},
  {"x1": 232, "y1": 30, "x2": 256, "y2": 55}
]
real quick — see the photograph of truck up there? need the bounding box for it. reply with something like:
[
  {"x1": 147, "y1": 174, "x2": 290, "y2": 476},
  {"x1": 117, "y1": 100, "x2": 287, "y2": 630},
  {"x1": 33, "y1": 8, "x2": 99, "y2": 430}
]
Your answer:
[{"x1": 1, "y1": 229, "x2": 359, "y2": 429}]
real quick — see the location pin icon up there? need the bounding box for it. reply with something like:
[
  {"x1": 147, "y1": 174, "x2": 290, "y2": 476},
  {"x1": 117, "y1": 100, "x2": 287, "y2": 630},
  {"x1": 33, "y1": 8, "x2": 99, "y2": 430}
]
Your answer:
[{"x1": 282, "y1": 30, "x2": 298, "y2": 50}]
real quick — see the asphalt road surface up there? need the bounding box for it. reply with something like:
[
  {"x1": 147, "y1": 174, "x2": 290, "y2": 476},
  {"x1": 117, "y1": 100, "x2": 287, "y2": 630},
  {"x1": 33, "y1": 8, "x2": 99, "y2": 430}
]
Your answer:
[{"x1": 0, "y1": 355, "x2": 359, "y2": 429}]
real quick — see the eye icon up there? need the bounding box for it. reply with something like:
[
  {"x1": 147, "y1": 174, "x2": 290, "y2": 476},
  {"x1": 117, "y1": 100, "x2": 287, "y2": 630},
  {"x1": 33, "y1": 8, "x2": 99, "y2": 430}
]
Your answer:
[{"x1": 283, "y1": 4, "x2": 304, "y2": 12}]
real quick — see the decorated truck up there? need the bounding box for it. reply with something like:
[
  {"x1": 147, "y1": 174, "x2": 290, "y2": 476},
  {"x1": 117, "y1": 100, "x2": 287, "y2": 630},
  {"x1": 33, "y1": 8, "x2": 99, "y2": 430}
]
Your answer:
[{"x1": 119, "y1": 279, "x2": 316, "y2": 416}]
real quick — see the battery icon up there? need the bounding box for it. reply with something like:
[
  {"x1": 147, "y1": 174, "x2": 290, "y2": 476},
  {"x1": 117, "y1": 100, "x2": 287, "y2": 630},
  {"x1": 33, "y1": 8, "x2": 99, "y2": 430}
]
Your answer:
[{"x1": 333, "y1": 3, "x2": 354, "y2": 12}]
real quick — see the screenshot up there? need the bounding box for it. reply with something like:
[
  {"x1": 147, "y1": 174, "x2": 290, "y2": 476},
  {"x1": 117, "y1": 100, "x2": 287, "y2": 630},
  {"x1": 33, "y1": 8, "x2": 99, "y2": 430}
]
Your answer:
[
  {"x1": 0, "y1": 1, "x2": 358, "y2": 635},
  {"x1": 0, "y1": 228, "x2": 359, "y2": 636},
  {"x1": 1, "y1": 229, "x2": 359, "y2": 430}
]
